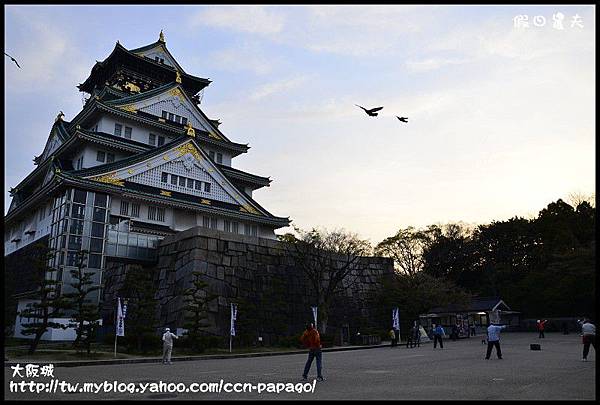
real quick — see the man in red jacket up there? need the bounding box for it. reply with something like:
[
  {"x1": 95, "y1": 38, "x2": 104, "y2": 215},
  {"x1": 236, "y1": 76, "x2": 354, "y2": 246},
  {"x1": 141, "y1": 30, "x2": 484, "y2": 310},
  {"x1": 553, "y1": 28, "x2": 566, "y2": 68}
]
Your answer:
[
  {"x1": 537, "y1": 319, "x2": 548, "y2": 338},
  {"x1": 300, "y1": 323, "x2": 324, "y2": 381}
]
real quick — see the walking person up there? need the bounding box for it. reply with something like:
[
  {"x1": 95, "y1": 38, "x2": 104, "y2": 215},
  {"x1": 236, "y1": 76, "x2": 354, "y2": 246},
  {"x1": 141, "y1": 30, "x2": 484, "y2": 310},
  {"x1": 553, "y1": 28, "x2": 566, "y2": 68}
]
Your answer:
[
  {"x1": 414, "y1": 322, "x2": 422, "y2": 348},
  {"x1": 485, "y1": 323, "x2": 507, "y2": 360},
  {"x1": 406, "y1": 326, "x2": 413, "y2": 348},
  {"x1": 537, "y1": 319, "x2": 548, "y2": 338},
  {"x1": 162, "y1": 327, "x2": 178, "y2": 365},
  {"x1": 389, "y1": 328, "x2": 397, "y2": 348},
  {"x1": 432, "y1": 323, "x2": 445, "y2": 349},
  {"x1": 470, "y1": 323, "x2": 476, "y2": 337},
  {"x1": 579, "y1": 319, "x2": 596, "y2": 362},
  {"x1": 300, "y1": 323, "x2": 324, "y2": 381}
]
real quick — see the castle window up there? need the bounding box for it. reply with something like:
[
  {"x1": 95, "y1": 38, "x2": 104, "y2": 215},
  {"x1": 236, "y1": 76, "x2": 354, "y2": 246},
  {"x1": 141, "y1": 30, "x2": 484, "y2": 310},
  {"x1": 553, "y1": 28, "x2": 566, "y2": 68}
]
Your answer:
[
  {"x1": 224, "y1": 220, "x2": 231, "y2": 232},
  {"x1": 202, "y1": 216, "x2": 210, "y2": 228},
  {"x1": 156, "y1": 207, "x2": 165, "y2": 222},
  {"x1": 161, "y1": 172, "x2": 168, "y2": 183},
  {"x1": 186, "y1": 178, "x2": 194, "y2": 189},
  {"x1": 168, "y1": 113, "x2": 174, "y2": 121},
  {"x1": 210, "y1": 217, "x2": 217, "y2": 229},
  {"x1": 158, "y1": 135, "x2": 165, "y2": 147},
  {"x1": 216, "y1": 153, "x2": 223, "y2": 164},
  {"x1": 162, "y1": 111, "x2": 168, "y2": 119},
  {"x1": 181, "y1": 117, "x2": 188, "y2": 125},
  {"x1": 232, "y1": 222, "x2": 239, "y2": 234},
  {"x1": 96, "y1": 151, "x2": 105, "y2": 162},
  {"x1": 114, "y1": 123, "x2": 122, "y2": 136},
  {"x1": 209, "y1": 151, "x2": 215, "y2": 161},
  {"x1": 124, "y1": 127, "x2": 132, "y2": 139},
  {"x1": 178, "y1": 176, "x2": 186, "y2": 187},
  {"x1": 149, "y1": 133, "x2": 156, "y2": 146},
  {"x1": 175, "y1": 115, "x2": 181, "y2": 124},
  {"x1": 131, "y1": 203, "x2": 140, "y2": 218},
  {"x1": 170, "y1": 174, "x2": 178, "y2": 186},
  {"x1": 194, "y1": 180, "x2": 202, "y2": 190},
  {"x1": 204, "y1": 183, "x2": 211, "y2": 193},
  {"x1": 120, "y1": 201, "x2": 129, "y2": 216},
  {"x1": 148, "y1": 206, "x2": 157, "y2": 221},
  {"x1": 106, "y1": 153, "x2": 115, "y2": 163}
]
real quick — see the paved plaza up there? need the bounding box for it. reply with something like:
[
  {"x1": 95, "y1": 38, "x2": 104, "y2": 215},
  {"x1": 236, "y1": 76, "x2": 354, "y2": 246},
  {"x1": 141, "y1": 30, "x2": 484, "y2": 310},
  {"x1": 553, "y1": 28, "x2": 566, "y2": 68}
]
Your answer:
[{"x1": 4, "y1": 332, "x2": 595, "y2": 400}]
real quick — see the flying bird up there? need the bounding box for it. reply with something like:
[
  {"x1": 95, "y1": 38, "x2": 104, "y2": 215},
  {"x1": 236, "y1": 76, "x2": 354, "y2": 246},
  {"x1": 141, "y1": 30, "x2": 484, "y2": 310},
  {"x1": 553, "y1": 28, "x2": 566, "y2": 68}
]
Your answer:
[
  {"x1": 4, "y1": 52, "x2": 21, "y2": 68},
  {"x1": 396, "y1": 116, "x2": 409, "y2": 123},
  {"x1": 355, "y1": 104, "x2": 383, "y2": 117}
]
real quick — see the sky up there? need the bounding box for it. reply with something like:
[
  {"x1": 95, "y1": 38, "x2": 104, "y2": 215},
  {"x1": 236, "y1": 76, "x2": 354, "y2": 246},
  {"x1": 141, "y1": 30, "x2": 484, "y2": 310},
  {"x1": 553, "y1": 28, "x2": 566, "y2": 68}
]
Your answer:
[{"x1": 4, "y1": 5, "x2": 596, "y2": 245}]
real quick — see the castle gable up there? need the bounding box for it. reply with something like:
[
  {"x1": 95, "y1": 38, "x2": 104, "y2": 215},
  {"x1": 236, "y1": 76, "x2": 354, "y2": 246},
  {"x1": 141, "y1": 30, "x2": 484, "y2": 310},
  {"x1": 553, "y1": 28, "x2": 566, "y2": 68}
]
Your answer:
[
  {"x1": 83, "y1": 140, "x2": 263, "y2": 214},
  {"x1": 108, "y1": 85, "x2": 224, "y2": 141}
]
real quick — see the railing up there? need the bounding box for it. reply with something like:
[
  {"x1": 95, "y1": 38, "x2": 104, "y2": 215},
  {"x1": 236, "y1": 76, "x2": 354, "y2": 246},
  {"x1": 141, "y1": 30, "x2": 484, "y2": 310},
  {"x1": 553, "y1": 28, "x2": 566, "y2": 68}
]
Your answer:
[{"x1": 105, "y1": 229, "x2": 161, "y2": 261}]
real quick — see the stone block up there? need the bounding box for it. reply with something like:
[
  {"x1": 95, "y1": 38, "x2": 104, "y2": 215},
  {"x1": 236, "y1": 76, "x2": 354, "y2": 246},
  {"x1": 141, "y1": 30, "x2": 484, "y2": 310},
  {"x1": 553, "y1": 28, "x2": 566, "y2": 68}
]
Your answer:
[
  {"x1": 208, "y1": 238, "x2": 218, "y2": 251},
  {"x1": 217, "y1": 266, "x2": 225, "y2": 280},
  {"x1": 207, "y1": 263, "x2": 217, "y2": 278}
]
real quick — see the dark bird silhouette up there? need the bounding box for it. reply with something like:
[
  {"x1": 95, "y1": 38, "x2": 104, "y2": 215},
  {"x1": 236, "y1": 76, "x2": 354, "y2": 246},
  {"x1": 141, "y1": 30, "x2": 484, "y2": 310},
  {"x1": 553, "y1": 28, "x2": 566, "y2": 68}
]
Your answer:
[
  {"x1": 4, "y1": 52, "x2": 21, "y2": 68},
  {"x1": 355, "y1": 104, "x2": 383, "y2": 117},
  {"x1": 396, "y1": 116, "x2": 408, "y2": 123}
]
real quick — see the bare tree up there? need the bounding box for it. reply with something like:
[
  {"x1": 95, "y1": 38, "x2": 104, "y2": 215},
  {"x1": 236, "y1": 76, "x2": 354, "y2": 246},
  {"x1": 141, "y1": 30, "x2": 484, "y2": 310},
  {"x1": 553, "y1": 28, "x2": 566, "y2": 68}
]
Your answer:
[
  {"x1": 568, "y1": 191, "x2": 595, "y2": 209},
  {"x1": 280, "y1": 227, "x2": 372, "y2": 334},
  {"x1": 375, "y1": 226, "x2": 425, "y2": 277}
]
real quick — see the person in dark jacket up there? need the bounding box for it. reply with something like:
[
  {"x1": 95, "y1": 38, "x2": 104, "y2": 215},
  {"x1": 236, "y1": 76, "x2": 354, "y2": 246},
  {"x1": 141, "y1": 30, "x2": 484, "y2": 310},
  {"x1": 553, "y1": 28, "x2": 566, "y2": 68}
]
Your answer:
[{"x1": 300, "y1": 323, "x2": 324, "y2": 381}]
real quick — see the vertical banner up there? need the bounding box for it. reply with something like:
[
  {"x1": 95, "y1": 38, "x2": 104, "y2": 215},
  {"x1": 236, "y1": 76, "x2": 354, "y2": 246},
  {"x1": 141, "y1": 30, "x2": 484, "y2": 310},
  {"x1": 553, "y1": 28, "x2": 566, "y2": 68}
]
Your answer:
[
  {"x1": 230, "y1": 303, "x2": 238, "y2": 337},
  {"x1": 116, "y1": 297, "x2": 125, "y2": 337},
  {"x1": 311, "y1": 306, "x2": 318, "y2": 328},
  {"x1": 392, "y1": 307, "x2": 400, "y2": 330}
]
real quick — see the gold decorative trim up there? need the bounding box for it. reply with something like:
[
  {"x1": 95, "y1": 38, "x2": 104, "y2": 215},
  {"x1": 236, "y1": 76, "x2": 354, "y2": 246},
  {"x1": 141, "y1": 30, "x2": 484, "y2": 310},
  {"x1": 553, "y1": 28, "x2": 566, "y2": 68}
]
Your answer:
[
  {"x1": 159, "y1": 29, "x2": 165, "y2": 43},
  {"x1": 127, "y1": 169, "x2": 134, "y2": 174},
  {"x1": 201, "y1": 199, "x2": 211, "y2": 205},
  {"x1": 146, "y1": 162, "x2": 152, "y2": 167},
  {"x1": 240, "y1": 204, "x2": 261, "y2": 215},
  {"x1": 91, "y1": 172, "x2": 124, "y2": 187},
  {"x1": 160, "y1": 190, "x2": 172, "y2": 197},
  {"x1": 175, "y1": 143, "x2": 202, "y2": 161},
  {"x1": 168, "y1": 88, "x2": 185, "y2": 102},
  {"x1": 163, "y1": 155, "x2": 170, "y2": 161},
  {"x1": 158, "y1": 118, "x2": 166, "y2": 123},
  {"x1": 184, "y1": 121, "x2": 195, "y2": 137},
  {"x1": 207, "y1": 132, "x2": 222, "y2": 140},
  {"x1": 120, "y1": 104, "x2": 138, "y2": 113},
  {"x1": 175, "y1": 71, "x2": 182, "y2": 84},
  {"x1": 124, "y1": 82, "x2": 141, "y2": 93}
]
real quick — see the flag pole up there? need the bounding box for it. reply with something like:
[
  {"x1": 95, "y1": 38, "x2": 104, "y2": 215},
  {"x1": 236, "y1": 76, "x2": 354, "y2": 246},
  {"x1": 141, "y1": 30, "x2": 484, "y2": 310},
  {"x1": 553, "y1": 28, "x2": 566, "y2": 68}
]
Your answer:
[{"x1": 114, "y1": 298, "x2": 118, "y2": 358}]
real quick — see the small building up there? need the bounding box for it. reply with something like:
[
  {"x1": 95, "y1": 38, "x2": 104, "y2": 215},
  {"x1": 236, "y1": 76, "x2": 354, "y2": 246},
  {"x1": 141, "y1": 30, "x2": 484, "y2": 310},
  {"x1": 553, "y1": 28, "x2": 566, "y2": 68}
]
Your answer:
[{"x1": 419, "y1": 296, "x2": 521, "y2": 336}]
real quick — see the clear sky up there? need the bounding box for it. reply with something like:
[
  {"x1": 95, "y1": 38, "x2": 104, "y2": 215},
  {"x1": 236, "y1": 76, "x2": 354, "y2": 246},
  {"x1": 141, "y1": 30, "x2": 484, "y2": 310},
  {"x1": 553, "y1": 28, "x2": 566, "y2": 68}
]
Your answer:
[{"x1": 4, "y1": 5, "x2": 595, "y2": 244}]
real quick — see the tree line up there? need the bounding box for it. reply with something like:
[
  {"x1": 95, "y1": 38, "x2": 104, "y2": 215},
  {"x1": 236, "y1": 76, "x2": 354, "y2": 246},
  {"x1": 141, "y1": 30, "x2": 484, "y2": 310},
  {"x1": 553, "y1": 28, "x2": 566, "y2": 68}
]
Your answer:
[{"x1": 373, "y1": 197, "x2": 596, "y2": 326}]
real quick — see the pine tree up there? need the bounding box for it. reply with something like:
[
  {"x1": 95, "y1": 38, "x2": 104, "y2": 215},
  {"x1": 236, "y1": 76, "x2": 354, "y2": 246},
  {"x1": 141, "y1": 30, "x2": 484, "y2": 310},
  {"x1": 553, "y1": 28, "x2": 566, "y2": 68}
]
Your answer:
[
  {"x1": 19, "y1": 243, "x2": 71, "y2": 354},
  {"x1": 118, "y1": 264, "x2": 158, "y2": 353},
  {"x1": 62, "y1": 250, "x2": 101, "y2": 355},
  {"x1": 182, "y1": 271, "x2": 217, "y2": 352}
]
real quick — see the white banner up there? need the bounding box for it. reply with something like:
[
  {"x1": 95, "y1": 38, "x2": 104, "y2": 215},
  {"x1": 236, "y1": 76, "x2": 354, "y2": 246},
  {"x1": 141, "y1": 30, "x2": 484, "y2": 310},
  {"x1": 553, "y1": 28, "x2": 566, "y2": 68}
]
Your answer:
[
  {"x1": 311, "y1": 306, "x2": 318, "y2": 328},
  {"x1": 392, "y1": 307, "x2": 400, "y2": 330},
  {"x1": 230, "y1": 303, "x2": 237, "y2": 337},
  {"x1": 116, "y1": 297, "x2": 125, "y2": 337}
]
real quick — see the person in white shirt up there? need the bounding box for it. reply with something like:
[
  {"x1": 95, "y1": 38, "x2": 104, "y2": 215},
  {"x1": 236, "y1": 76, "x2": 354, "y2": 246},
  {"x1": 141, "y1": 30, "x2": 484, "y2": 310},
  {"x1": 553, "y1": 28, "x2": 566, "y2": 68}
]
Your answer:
[
  {"x1": 485, "y1": 323, "x2": 507, "y2": 360},
  {"x1": 578, "y1": 319, "x2": 596, "y2": 361},
  {"x1": 162, "y1": 327, "x2": 178, "y2": 365}
]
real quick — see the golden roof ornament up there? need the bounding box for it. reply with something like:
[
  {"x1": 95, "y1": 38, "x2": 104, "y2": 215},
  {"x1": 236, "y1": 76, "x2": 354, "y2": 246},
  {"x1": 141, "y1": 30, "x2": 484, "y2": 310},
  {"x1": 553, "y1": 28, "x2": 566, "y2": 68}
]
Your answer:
[
  {"x1": 184, "y1": 121, "x2": 196, "y2": 137},
  {"x1": 55, "y1": 111, "x2": 64, "y2": 122},
  {"x1": 175, "y1": 70, "x2": 182, "y2": 83},
  {"x1": 159, "y1": 30, "x2": 165, "y2": 43}
]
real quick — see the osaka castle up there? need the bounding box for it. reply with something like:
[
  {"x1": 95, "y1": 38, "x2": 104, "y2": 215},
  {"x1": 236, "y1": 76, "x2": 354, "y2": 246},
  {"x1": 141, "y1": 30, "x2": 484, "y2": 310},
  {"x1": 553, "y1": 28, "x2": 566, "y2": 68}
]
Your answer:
[{"x1": 5, "y1": 31, "x2": 290, "y2": 339}]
